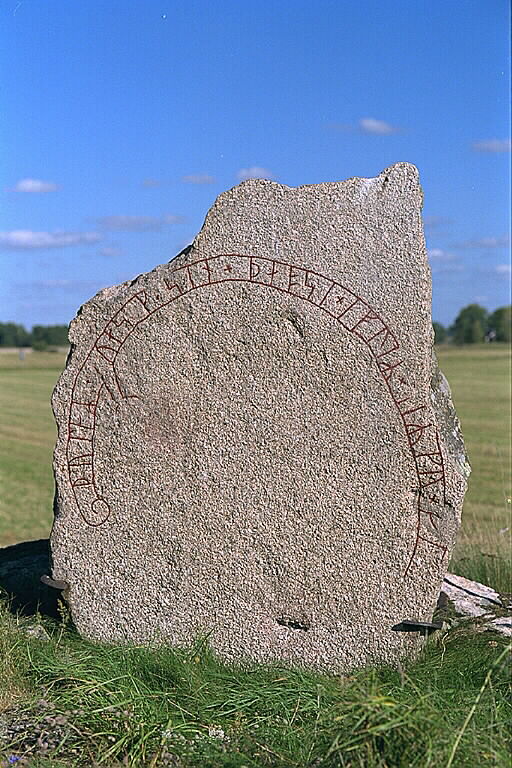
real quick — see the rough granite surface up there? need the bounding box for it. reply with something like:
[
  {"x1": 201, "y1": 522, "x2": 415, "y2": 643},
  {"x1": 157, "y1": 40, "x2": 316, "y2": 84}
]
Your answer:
[{"x1": 50, "y1": 163, "x2": 470, "y2": 670}]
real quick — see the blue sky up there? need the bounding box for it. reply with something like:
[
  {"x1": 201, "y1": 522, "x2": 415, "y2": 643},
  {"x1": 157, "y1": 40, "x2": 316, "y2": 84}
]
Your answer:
[{"x1": 1, "y1": 0, "x2": 510, "y2": 328}]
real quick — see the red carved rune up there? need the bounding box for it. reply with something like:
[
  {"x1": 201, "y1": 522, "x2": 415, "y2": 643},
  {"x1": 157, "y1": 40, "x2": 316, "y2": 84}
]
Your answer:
[{"x1": 66, "y1": 253, "x2": 448, "y2": 574}]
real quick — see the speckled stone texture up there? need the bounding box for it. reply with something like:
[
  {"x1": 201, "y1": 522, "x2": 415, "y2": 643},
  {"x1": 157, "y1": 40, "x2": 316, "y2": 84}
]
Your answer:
[{"x1": 50, "y1": 163, "x2": 470, "y2": 670}]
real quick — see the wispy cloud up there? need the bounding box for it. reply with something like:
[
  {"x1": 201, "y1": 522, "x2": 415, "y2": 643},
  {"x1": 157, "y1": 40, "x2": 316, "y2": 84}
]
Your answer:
[
  {"x1": 21, "y1": 279, "x2": 108, "y2": 303},
  {"x1": 472, "y1": 139, "x2": 511, "y2": 153},
  {"x1": 496, "y1": 264, "x2": 511, "y2": 275},
  {"x1": 454, "y1": 236, "x2": 510, "y2": 249},
  {"x1": 28, "y1": 279, "x2": 102, "y2": 289},
  {"x1": 96, "y1": 214, "x2": 183, "y2": 232},
  {"x1": 182, "y1": 174, "x2": 216, "y2": 184},
  {"x1": 142, "y1": 178, "x2": 162, "y2": 188},
  {"x1": 326, "y1": 118, "x2": 400, "y2": 135},
  {"x1": 423, "y1": 216, "x2": 451, "y2": 234},
  {"x1": 237, "y1": 166, "x2": 276, "y2": 181},
  {"x1": 427, "y1": 248, "x2": 455, "y2": 262},
  {"x1": 98, "y1": 246, "x2": 123, "y2": 257},
  {"x1": 359, "y1": 117, "x2": 398, "y2": 135},
  {"x1": 428, "y1": 248, "x2": 464, "y2": 274},
  {"x1": 0, "y1": 230, "x2": 101, "y2": 250},
  {"x1": 431, "y1": 263, "x2": 464, "y2": 274},
  {"x1": 13, "y1": 178, "x2": 59, "y2": 193}
]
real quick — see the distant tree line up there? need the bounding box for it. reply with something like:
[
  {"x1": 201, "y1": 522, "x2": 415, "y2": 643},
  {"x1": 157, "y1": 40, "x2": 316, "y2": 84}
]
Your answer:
[
  {"x1": 0, "y1": 304, "x2": 510, "y2": 349},
  {"x1": 0, "y1": 323, "x2": 69, "y2": 350},
  {"x1": 434, "y1": 304, "x2": 511, "y2": 345}
]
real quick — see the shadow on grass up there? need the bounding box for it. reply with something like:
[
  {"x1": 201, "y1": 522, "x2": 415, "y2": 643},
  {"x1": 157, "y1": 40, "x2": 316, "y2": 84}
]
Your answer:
[{"x1": 0, "y1": 539, "x2": 61, "y2": 619}]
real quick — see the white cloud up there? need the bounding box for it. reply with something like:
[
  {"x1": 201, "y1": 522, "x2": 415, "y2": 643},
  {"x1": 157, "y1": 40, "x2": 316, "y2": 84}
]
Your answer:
[
  {"x1": 97, "y1": 215, "x2": 162, "y2": 232},
  {"x1": 359, "y1": 117, "x2": 398, "y2": 135},
  {"x1": 182, "y1": 174, "x2": 216, "y2": 184},
  {"x1": 142, "y1": 178, "x2": 162, "y2": 188},
  {"x1": 0, "y1": 230, "x2": 101, "y2": 250},
  {"x1": 455, "y1": 236, "x2": 510, "y2": 249},
  {"x1": 427, "y1": 248, "x2": 455, "y2": 261},
  {"x1": 327, "y1": 118, "x2": 399, "y2": 135},
  {"x1": 496, "y1": 264, "x2": 511, "y2": 275},
  {"x1": 237, "y1": 166, "x2": 276, "y2": 181},
  {"x1": 472, "y1": 139, "x2": 511, "y2": 153},
  {"x1": 428, "y1": 249, "x2": 463, "y2": 274},
  {"x1": 14, "y1": 178, "x2": 59, "y2": 193},
  {"x1": 97, "y1": 214, "x2": 182, "y2": 232}
]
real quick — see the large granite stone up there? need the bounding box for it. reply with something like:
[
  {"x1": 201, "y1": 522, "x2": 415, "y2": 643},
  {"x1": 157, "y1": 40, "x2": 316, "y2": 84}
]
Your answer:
[{"x1": 50, "y1": 163, "x2": 470, "y2": 670}]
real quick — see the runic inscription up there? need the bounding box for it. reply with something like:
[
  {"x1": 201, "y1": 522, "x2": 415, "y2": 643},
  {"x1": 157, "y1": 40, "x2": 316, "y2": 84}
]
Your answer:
[{"x1": 66, "y1": 253, "x2": 448, "y2": 575}]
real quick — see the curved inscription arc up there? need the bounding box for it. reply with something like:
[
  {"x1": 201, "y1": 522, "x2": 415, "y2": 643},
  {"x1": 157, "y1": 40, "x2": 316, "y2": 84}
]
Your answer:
[{"x1": 66, "y1": 253, "x2": 448, "y2": 573}]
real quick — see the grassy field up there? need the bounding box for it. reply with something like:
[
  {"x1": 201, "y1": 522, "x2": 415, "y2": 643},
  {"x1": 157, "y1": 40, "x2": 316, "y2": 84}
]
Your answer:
[
  {"x1": 435, "y1": 345, "x2": 511, "y2": 588},
  {"x1": 0, "y1": 344, "x2": 510, "y2": 560},
  {"x1": 437, "y1": 346, "x2": 511, "y2": 548},
  {"x1": 0, "y1": 344, "x2": 510, "y2": 767},
  {"x1": 0, "y1": 350, "x2": 66, "y2": 546}
]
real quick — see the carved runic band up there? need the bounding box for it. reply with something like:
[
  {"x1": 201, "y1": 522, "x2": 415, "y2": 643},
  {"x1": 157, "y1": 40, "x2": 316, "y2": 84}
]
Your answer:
[{"x1": 66, "y1": 253, "x2": 448, "y2": 575}]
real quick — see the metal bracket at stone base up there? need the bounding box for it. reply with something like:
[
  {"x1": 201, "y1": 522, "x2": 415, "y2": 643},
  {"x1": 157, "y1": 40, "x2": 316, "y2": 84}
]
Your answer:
[
  {"x1": 0, "y1": 539, "x2": 59, "y2": 618},
  {"x1": 392, "y1": 620, "x2": 443, "y2": 637},
  {"x1": 40, "y1": 574, "x2": 69, "y2": 591}
]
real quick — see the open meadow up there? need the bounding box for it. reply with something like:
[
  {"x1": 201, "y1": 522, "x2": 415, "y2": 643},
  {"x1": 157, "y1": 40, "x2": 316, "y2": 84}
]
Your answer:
[
  {"x1": 0, "y1": 344, "x2": 510, "y2": 767},
  {"x1": 0, "y1": 344, "x2": 510, "y2": 564}
]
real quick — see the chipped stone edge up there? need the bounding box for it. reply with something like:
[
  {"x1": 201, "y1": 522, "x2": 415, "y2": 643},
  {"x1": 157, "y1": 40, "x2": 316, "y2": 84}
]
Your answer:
[{"x1": 430, "y1": 352, "x2": 471, "y2": 483}]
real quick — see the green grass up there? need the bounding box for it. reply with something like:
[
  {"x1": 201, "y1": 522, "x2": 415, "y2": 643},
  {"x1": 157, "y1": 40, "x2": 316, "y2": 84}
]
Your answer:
[
  {"x1": 437, "y1": 345, "x2": 511, "y2": 550},
  {"x1": 0, "y1": 604, "x2": 510, "y2": 767},
  {"x1": 0, "y1": 350, "x2": 67, "y2": 545},
  {"x1": 0, "y1": 344, "x2": 510, "y2": 767}
]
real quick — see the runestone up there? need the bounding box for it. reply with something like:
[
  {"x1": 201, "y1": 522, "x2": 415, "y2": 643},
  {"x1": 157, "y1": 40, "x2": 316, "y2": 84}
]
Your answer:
[{"x1": 51, "y1": 163, "x2": 470, "y2": 670}]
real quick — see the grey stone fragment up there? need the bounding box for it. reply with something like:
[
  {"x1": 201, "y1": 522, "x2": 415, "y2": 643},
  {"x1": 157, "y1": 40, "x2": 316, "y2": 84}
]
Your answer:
[
  {"x1": 441, "y1": 573, "x2": 503, "y2": 618},
  {"x1": 440, "y1": 572, "x2": 511, "y2": 636},
  {"x1": 50, "y1": 163, "x2": 469, "y2": 670},
  {"x1": 486, "y1": 618, "x2": 512, "y2": 637}
]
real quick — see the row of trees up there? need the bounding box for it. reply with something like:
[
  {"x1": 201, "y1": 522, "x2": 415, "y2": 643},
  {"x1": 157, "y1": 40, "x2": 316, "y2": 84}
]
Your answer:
[
  {"x1": 434, "y1": 305, "x2": 511, "y2": 345},
  {"x1": 0, "y1": 323, "x2": 69, "y2": 350},
  {"x1": 0, "y1": 304, "x2": 510, "y2": 349}
]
